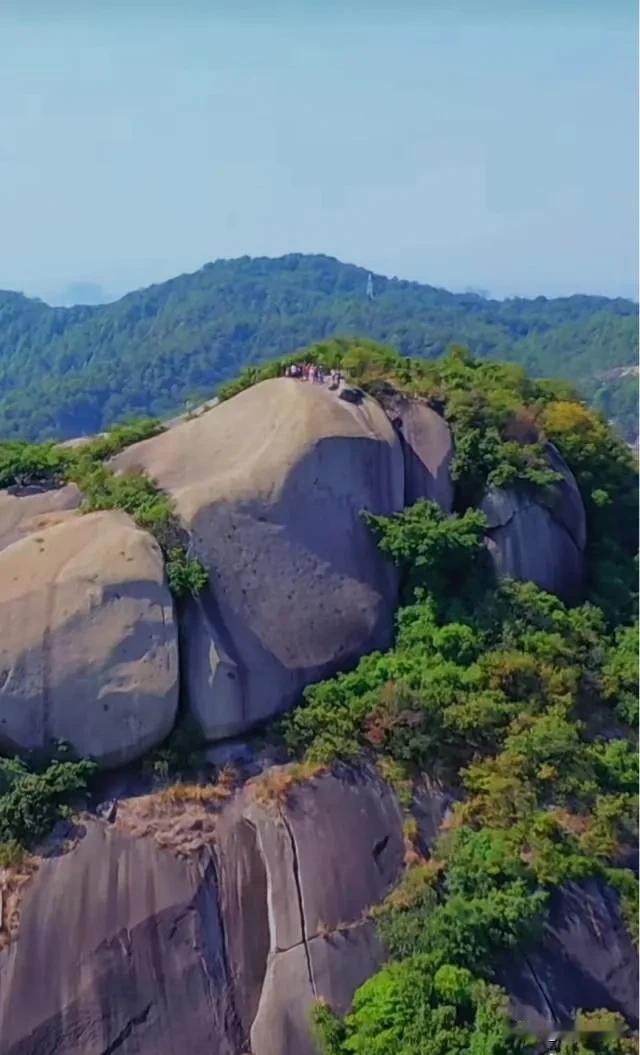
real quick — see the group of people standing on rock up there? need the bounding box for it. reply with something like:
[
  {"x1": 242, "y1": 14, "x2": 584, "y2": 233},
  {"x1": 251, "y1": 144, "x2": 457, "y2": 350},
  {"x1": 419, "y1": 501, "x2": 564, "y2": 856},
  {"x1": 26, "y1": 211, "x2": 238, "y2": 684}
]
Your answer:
[{"x1": 283, "y1": 362, "x2": 344, "y2": 389}]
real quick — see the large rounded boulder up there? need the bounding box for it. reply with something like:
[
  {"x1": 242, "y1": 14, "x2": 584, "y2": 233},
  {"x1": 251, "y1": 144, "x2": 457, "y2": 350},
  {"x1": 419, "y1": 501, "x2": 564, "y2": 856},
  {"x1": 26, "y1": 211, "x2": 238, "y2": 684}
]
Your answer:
[
  {"x1": 482, "y1": 444, "x2": 586, "y2": 601},
  {"x1": 114, "y1": 379, "x2": 405, "y2": 741},
  {"x1": 0, "y1": 510, "x2": 179, "y2": 767}
]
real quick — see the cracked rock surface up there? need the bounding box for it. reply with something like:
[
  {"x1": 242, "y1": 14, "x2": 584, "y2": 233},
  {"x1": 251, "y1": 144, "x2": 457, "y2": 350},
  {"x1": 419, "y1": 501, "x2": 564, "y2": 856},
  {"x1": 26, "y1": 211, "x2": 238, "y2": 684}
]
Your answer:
[
  {"x1": 373, "y1": 385, "x2": 454, "y2": 511},
  {"x1": 2, "y1": 768, "x2": 633, "y2": 1055},
  {"x1": 0, "y1": 766, "x2": 405, "y2": 1055}
]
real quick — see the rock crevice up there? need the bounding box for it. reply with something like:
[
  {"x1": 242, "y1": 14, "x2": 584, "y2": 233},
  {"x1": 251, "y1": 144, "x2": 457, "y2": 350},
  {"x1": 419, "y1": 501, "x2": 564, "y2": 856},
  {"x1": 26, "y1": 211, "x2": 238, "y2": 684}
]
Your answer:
[
  {"x1": 99, "y1": 1003, "x2": 152, "y2": 1055},
  {"x1": 280, "y1": 813, "x2": 317, "y2": 996}
]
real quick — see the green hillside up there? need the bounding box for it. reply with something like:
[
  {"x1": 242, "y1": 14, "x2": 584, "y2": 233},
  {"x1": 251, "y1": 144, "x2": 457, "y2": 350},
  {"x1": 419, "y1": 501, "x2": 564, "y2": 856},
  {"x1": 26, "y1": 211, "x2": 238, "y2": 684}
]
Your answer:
[{"x1": 0, "y1": 254, "x2": 636, "y2": 442}]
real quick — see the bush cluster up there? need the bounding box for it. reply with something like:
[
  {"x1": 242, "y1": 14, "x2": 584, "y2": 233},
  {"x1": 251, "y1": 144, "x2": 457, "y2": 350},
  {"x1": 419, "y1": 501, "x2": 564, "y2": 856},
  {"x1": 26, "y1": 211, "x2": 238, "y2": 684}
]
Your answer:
[
  {"x1": 284, "y1": 497, "x2": 637, "y2": 1053},
  {"x1": 0, "y1": 755, "x2": 96, "y2": 860}
]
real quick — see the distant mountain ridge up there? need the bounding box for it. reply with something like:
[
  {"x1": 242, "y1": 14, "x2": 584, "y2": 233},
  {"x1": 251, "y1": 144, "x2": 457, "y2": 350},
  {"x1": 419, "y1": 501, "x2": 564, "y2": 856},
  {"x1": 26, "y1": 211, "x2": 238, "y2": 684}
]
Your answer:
[{"x1": 0, "y1": 253, "x2": 637, "y2": 442}]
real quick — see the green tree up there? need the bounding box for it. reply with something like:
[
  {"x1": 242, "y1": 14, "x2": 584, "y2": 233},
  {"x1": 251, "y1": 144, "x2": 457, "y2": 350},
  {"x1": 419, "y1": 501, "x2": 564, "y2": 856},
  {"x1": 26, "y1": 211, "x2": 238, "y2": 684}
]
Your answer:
[
  {"x1": 312, "y1": 956, "x2": 530, "y2": 1055},
  {"x1": 0, "y1": 758, "x2": 96, "y2": 848}
]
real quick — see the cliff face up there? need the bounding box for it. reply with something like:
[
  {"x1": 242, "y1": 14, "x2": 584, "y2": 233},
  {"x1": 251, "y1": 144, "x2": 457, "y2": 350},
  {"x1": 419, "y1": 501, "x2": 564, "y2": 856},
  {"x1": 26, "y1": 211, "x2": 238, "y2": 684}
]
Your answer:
[
  {"x1": 0, "y1": 767, "x2": 406, "y2": 1055},
  {"x1": 1, "y1": 770, "x2": 636, "y2": 1055},
  {"x1": 498, "y1": 878, "x2": 639, "y2": 1036},
  {"x1": 482, "y1": 444, "x2": 587, "y2": 603}
]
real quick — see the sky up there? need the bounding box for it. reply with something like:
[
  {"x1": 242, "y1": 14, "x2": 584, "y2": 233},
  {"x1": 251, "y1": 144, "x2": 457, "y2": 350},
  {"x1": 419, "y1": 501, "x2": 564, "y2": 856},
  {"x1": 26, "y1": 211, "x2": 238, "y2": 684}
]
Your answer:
[{"x1": 0, "y1": 0, "x2": 637, "y2": 304}]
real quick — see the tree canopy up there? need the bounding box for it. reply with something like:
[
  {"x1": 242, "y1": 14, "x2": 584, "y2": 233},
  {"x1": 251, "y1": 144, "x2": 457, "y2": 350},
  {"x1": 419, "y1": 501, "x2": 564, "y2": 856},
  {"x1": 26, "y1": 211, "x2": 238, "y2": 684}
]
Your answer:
[{"x1": 0, "y1": 254, "x2": 636, "y2": 442}]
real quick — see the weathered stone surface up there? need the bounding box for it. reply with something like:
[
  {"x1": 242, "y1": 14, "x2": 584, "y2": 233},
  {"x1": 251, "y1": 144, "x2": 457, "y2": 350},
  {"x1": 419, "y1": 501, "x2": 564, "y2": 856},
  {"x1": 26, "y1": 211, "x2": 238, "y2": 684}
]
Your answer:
[
  {"x1": 0, "y1": 823, "x2": 241, "y2": 1055},
  {"x1": 279, "y1": 766, "x2": 404, "y2": 936},
  {"x1": 0, "y1": 483, "x2": 81, "y2": 553},
  {"x1": 250, "y1": 925, "x2": 384, "y2": 1055},
  {"x1": 114, "y1": 379, "x2": 404, "y2": 741},
  {"x1": 0, "y1": 766, "x2": 406, "y2": 1055},
  {"x1": 247, "y1": 766, "x2": 405, "y2": 1055},
  {"x1": 214, "y1": 815, "x2": 270, "y2": 1038},
  {"x1": 498, "y1": 878, "x2": 638, "y2": 1037},
  {"x1": 0, "y1": 511, "x2": 178, "y2": 768},
  {"x1": 482, "y1": 445, "x2": 586, "y2": 601},
  {"x1": 375, "y1": 387, "x2": 454, "y2": 510}
]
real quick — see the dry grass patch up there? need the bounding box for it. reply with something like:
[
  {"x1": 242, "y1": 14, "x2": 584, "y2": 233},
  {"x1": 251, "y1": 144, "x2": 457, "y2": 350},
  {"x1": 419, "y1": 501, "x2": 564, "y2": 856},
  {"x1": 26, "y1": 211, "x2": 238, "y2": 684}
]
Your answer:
[
  {"x1": 155, "y1": 781, "x2": 233, "y2": 807},
  {"x1": 402, "y1": 815, "x2": 423, "y2": 866},
  {"x1": 376, "y1": 756, "x2": 413, "y2": 809},
  {"x1": 314, "y1": 914, "x2": 367, "y2": 941},
  {"x1": 115, "y1": 774, "x2": 240, "y2": 857},
  {"x1": 250, "y1": 761, "x2": 326, "y2": 809},
  {"x1": 0, "y1": 851, "x2": 40, "y2": 949},
  {"x1": 371, "y1": 858, "x2": 442, "y2": 918}
]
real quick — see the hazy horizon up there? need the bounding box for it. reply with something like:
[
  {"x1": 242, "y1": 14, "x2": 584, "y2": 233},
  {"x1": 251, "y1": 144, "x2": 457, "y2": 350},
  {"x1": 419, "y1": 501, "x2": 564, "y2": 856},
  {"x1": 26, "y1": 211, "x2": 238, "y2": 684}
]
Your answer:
[
  {"x1": 8, "y1": 251, "x2": 640, "y2": 310},
  {"x1": 2, "y1": 1, "x2": 637, "y2": 304}
]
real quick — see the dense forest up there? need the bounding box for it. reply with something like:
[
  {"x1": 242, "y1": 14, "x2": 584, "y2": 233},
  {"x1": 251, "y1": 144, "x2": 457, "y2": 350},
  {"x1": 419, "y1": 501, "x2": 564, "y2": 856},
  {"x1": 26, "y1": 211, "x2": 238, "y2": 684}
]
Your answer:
[{"x1": 0, "y1": 254, "x2": 637, "y2": 442}]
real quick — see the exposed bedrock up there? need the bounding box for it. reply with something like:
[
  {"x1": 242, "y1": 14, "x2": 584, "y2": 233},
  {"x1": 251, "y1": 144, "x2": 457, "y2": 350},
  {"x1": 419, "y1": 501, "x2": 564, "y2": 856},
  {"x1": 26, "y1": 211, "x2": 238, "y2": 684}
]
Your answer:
[
  {"x1": 373, "y1": 384, "x2": 455, "y2": 511},
  {"x1": 482, "y1": 444, "x2": 587, "y2": 601},
  {"x1": 497, "y1": 878, "x2": 639, "y2": 1035},
  {"x1": 113, "y1": 379, "x2": 406, "y2": 741},
  {"x1": 1, "y1": 767, "x2": 634, "y2": 1055},
  {"x1": 0, "y1": 384, "x2": 588, "y2": 763},
  {"x1": 0, "y1": 765, "x2": 406, "y2": 1055}
]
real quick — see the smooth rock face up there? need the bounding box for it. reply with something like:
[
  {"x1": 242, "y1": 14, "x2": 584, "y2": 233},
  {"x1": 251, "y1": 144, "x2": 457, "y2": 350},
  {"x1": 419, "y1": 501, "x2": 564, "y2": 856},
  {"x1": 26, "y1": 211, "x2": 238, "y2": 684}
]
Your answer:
[
  {"x1": 482, "y1": 445, "x2": 586, "y2": 601},
  {"x1": 0, "y1": 823, "x2": 242, "y2": 1055},
  {"x1": 498, "y1": 879, "x2": 639, "y2": 1036},
  {"x1": 0, "y1": 766, "x2": 405, "y2": 1055},
  {"x1": 0, "y1": 483, "x2": 82, "y2": 553},
  {"x1": 114, "y1": 379, "x2": 405, "y2": 741},
  {"x1": 375, "y1": 388, "x2": 454, "y2": 511},
  {"x1": 0, "y1": 511, "x2": 178, "y2": 768}
]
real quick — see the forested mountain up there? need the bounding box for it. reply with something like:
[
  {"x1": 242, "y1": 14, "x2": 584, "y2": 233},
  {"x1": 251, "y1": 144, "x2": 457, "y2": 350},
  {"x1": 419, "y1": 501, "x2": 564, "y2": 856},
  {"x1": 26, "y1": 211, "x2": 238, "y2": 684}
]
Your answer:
[{"x1": 0, "y1": 253, "x2": 636, "y2": 442}]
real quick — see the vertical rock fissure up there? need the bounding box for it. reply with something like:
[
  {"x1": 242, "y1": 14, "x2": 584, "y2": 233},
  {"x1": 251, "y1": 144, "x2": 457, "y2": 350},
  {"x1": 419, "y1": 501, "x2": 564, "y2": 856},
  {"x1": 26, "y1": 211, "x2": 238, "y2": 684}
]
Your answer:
[
  {"x1": 281, "y1": 812, "x2": 317, "y2": 997},
  {"x1": 197, "y1": 853, "x2": 247, "y2": 1052},
  {"x1": 521, "y1": 951, "x2": 558, "y2": 1025},
  {"x1": 387, "y1": 411, "x2": 409, "y2": 510},
  {"x1": 98, "y1": 1003, "x2": 152, "y2": 1055}
]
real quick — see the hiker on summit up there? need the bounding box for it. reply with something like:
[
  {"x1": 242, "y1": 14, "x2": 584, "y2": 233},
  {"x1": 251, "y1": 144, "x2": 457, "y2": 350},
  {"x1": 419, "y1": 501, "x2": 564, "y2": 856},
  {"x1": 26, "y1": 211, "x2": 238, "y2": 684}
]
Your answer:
[{"x1": 284, "y1": 361, "x2": 336, "y2": 385}]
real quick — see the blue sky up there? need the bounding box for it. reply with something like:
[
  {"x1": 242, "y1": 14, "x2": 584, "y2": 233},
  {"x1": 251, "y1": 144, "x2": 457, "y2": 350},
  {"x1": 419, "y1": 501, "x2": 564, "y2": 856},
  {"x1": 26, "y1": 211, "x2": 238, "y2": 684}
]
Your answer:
[{"x1": 1, "y1": 1, "x2": 637, "y2": 303}]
